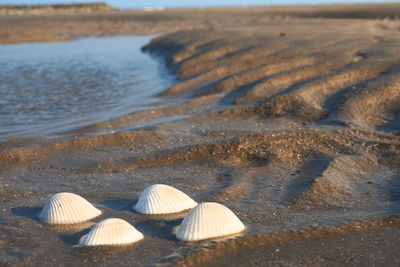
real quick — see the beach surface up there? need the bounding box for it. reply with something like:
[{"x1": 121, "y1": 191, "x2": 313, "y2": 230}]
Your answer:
[{"x1": 1, "y1": 3, "x2": 400, "y2": 266}]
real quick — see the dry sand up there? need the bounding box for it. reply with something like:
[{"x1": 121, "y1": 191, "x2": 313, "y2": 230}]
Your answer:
[{"x1": 1, "y1": 3, "x2": 400, "y2": 266}]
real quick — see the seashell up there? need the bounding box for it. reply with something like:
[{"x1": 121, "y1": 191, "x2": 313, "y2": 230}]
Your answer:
[
  {"x1": 176, "y1": 202, "x2": 245, "y2": 241},
  {"x1": 79, "y1": 218, "x2": 144, "y2": 246},
  {"x1": 38, "y1": 192, "x2": 101, "y2": 224},
  {"x1": 134, "y1": 184, "x2": 197, "y2": 215}
]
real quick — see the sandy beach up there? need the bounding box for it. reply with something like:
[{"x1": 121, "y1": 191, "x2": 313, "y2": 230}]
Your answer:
[{"x1": 1, "y1": 3, "x2": 400, "y2": 266}]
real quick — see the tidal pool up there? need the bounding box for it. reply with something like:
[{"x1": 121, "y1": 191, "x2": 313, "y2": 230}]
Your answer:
[{"x1": 0, "y1": 36, "x2": 175, "y2": 141}]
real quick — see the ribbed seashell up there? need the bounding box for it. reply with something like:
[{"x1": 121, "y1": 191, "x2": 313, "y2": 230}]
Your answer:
[
  {"x1": 134, "y1": 184, "x2": 197, "y2": 214},
  {"x1": 79, "y1": 218, "x2": 144, "y2": 246},
  {"x1": 38, "y1": 192, "x2": 101, "y2": 224},
  {"x1": 176, "y1": 202, "x2": 245, "y2": 241}
]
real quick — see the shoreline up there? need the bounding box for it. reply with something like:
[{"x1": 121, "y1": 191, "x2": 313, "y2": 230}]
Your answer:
[
  {"x1": 0, "y1": 2, "x2": 115, "y2": 16},
  {"x1": 1, "y1": 4, "x2": 400, "y2": 266},
  {"x1": 1, "y1": 3, "x2": 400, "y2": 44}
]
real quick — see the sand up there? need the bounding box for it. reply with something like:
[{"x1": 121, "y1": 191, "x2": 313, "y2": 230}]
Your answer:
[{"x1": 1, "y1": 3, "x2": 400, "y2": 266}]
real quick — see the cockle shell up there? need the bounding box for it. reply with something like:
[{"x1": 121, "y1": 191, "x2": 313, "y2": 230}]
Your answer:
[
  {"x1": 38, "y1": 192, "x2": 101, "y2": 224},
  {"x1": 134, "y1": 184, "x2": 197, "y2": 214},
  {"x1": 176, "y1": 202, "x2": 245, "y2": 241},
  {"x1": 79, "y1": 218, "x2": 144, "y2": 246}
]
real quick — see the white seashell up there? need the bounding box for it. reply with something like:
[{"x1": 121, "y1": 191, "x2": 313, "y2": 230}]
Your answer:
[
  {"x1": 134, "y1": 184, "x2": 197, "y2": 214},
  {"x1": 38, "y1": 192, "x2": 101, "y2": 224},
  {"x1": 176, "y1": 202, "x2": 245, "y2": 241},
  {"x1": 79, "y1": 218, "x2": 144, "y2": 246}
]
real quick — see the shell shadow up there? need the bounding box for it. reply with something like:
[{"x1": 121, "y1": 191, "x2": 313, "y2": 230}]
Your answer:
[
  {"x1": 98, "y1": 199, "x2": 137, "y2": 211},
  {"x1": 71, "y1": 243, "x2": 136, "y2": 259},
  {"x1": 134, "y1": 218, "x2": 182, "y2": 241},
  {"x1": 59, "y1": 226, "x2": 92, "y2": 246},
  {"x1": 11, "y1": 206, "x2": 42, "y2": 221},
  {"x1": 388, "y1": 175, "x2": 400, "y2": 214}
]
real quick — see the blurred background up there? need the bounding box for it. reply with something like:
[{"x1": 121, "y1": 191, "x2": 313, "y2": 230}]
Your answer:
[{"x1": 2, "y1": 0, "x2": 400, "y2": 9}]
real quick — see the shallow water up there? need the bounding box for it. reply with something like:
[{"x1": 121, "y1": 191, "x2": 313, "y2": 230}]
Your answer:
[{"x1": 0, "y1": 36, "x2": 174, "y2": 141}]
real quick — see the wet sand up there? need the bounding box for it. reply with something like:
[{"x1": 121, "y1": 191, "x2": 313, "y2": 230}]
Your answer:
[{"x1": 1, "y1": 3, "x2": 400, "y2": 266}]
